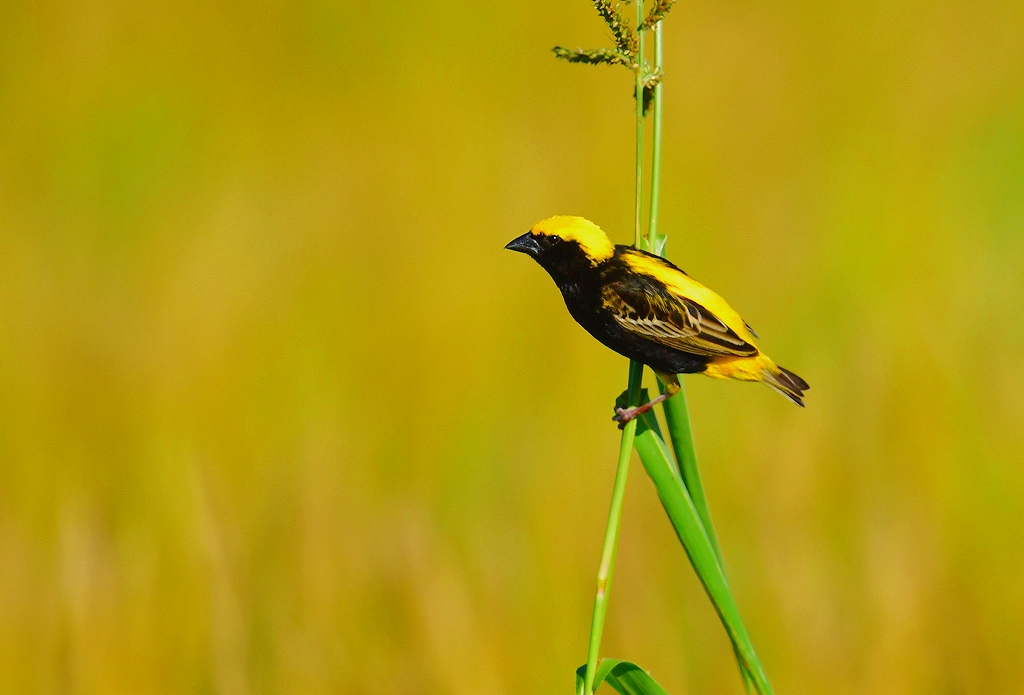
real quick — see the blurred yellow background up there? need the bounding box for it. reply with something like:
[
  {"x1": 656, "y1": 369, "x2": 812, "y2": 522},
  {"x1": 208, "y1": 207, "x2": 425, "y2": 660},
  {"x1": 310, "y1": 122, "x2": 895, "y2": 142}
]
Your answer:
[{"x1": 1, "y1": 1, "x2": 1023, "y2": 693}]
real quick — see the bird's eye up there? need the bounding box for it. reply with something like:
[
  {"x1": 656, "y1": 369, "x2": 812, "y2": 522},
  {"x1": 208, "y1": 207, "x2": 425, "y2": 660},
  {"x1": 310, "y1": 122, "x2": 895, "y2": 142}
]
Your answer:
[{"x1": 550, "y1": 235, "x2": 563, "y2": 244}]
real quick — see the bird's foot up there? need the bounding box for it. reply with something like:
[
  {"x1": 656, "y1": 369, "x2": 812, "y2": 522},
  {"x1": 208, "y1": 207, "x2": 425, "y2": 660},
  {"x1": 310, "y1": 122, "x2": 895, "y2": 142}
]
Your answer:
[{"x1": 612, "y1": 406, "x2": 641, "y2": 429}]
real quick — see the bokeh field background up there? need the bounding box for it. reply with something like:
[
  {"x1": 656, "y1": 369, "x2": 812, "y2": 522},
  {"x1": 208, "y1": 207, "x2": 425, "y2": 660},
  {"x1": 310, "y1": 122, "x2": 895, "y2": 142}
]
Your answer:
[{"x1": 1, "y1": 1, "x2": 1023, "y2": 693}]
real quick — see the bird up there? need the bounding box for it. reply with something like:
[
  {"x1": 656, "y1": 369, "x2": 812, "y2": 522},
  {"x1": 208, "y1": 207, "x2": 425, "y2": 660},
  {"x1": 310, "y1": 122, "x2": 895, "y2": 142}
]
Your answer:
[{"x1": 505, "y1": 216, "x2": 808, "y2": 426}]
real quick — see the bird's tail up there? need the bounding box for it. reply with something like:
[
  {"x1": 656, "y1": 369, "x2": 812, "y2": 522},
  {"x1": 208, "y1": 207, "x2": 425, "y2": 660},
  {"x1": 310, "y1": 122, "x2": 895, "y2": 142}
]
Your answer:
[{"x1": 760, "y1": 358, "x2": 810, "y2": 407}]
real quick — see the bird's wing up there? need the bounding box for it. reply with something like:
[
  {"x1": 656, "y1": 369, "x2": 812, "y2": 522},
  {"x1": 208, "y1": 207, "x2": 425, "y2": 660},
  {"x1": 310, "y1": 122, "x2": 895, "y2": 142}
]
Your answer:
[{"x1": 601, "y1": 266, "x2": 758, "y2": 358}]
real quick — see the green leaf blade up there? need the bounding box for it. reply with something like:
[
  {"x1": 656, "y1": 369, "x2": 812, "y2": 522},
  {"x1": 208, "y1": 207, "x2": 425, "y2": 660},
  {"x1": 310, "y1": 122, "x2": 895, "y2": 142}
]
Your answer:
[
  {"x1": 576, "y1": 659, "x2": 672, "y2": 695},
  {"x1": 632, "y1": 417, "x2": 774, "y2": 695},
  {"x1": 657, "y1": 383, "x2": 722, "y2": 564}
]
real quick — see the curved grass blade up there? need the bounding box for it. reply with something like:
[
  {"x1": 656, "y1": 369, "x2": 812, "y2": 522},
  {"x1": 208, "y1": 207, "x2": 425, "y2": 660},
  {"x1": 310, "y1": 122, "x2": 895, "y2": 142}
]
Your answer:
[
  {"x1": 632, "y1": 412, "x2": 774, "y2": 695},
  {"x1": 576, "y1": 659, "x2": 671, "y2": 695},
  {"x1": 657, "y1": 382, "x2": 721, "y2": 562},
  {"x1": 658, "y1": 382, "x2": 756, "y2": 691}
]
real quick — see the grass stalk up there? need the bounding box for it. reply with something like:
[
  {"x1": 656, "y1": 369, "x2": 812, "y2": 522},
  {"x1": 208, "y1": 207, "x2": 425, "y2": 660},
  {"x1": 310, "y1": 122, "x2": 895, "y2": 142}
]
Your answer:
[
  {"x1": 582, "y1": 360, "x2": 645, "y2": 695},
  {"x1": 634, "y1": 0, "x2": 646, "y2": 250},
  {"x1": 647, "y1": 22, "x2": 664, "y2": 253},
  {"x1": 584, "y1": 1, "x2": 647, "y2": 689}
]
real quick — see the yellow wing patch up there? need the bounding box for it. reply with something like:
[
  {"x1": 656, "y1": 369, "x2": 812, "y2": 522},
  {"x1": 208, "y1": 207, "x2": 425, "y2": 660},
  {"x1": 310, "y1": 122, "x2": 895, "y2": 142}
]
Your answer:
[
  {"x1": 619, "y1": 249, "x2": 758, "y2": 345},
  {"x1": 531, "y1": 216, "x2": 615, "y2": 263}
]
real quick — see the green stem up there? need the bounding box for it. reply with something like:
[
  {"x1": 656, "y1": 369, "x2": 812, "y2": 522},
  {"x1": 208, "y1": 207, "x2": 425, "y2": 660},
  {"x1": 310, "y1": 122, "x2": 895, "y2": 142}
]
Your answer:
[
  {"x1": 584, "y1": 4, "x2": 650, "y2": 689},
  {"x1": 634, "y1": 0, "x2": 646, "y2": 250},
  {"x1": 584, "y1": 2, "x2": 648, "y2": 690},
  {"x1": 647, "y1": 21, "x2": 664, "y2": 251},
  {"x1": 582, "y1": 360, "x2": 644, "y2": 695}
]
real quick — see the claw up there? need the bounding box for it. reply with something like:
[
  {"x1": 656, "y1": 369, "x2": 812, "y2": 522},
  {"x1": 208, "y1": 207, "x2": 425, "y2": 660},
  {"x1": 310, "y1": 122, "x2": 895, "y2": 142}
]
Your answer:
[{"x1": 613, "y1": 406, "x2": 640, "y2": 429}]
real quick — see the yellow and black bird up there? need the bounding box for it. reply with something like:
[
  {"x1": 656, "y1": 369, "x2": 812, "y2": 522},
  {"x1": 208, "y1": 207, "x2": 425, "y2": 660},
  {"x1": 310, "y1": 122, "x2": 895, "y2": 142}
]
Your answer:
[{"x1": 506, "y1": 216, "x2": 808, "y2": 425}]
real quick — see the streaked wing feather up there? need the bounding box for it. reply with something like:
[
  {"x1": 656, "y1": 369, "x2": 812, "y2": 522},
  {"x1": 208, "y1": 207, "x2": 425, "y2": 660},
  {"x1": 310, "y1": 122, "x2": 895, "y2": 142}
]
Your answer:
[{"x1": 601, "y1": 278, "x2": 757, "y2": 357}]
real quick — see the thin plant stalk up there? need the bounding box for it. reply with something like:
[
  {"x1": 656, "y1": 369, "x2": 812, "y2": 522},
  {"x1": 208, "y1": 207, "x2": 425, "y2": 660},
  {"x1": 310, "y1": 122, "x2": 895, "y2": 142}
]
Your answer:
[
  {"x1": 584, "y1": 1, "x2": 648, "y2": 690},
  {"x1": 634, "y1": 0, "x2": 646, "y2": 250},
  {"x1": 647, "y1": 21, "x2": 664, "y2": 252},
  {"x1": 582, "y1": 360, "x2": 644, "y2": 695}
]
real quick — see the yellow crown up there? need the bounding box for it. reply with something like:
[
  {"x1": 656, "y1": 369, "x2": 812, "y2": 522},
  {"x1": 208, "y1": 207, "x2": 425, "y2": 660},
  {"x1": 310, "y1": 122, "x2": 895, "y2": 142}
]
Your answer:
[{"x1": 531, "y1": 216, "x2": 615, "y2": 262}]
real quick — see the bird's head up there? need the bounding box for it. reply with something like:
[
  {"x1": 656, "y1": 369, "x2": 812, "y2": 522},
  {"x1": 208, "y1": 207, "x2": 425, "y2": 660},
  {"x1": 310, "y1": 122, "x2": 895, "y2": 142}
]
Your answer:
[{"x1": 505, "y1": 216, "x2": 614, "y2": 282}]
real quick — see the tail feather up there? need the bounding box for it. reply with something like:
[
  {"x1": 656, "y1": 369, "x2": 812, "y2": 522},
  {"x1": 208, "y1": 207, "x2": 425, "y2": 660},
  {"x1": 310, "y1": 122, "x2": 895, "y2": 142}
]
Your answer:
[
  {"x1": 702, "y1": 354, "x2": 810, "y2": 406},
  {"x1": 762, "y1": 363, "x2": 809, "y2": 407},
  {"x1": 778, "y1": 365, "x2": 809, "y2": 392}
]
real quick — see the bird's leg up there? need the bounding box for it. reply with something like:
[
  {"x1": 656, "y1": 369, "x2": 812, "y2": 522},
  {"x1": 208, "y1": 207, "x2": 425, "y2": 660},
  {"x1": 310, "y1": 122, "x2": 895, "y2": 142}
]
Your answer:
[
  {"x1": 613, "y1": 393, "x2": 669, "y2": 428},
  {"x1": 613, "y1": 372, "x2": 681, "y2": 429}
]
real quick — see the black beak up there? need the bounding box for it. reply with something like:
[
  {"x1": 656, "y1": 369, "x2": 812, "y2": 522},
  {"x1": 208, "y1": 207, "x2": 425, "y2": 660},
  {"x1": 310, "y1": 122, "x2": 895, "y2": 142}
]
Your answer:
[{"x1": 504, "y1": 232, "x2": 541, "y2": 257}]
